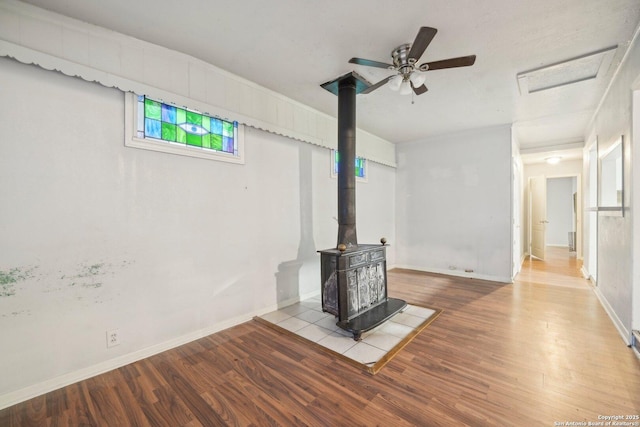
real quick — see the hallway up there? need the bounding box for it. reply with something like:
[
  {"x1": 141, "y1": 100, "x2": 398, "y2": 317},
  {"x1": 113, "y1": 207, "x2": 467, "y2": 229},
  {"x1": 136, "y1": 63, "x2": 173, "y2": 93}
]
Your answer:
[{"x1": 517, "y1": 245, "x2": 587, "y2": 289}]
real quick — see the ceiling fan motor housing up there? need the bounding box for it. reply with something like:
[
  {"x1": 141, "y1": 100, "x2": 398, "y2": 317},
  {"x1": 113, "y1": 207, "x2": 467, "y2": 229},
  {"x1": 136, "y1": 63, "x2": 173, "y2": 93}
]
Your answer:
[{"x1": 391, "y1": 44, "x2": 415, "y2": 77}]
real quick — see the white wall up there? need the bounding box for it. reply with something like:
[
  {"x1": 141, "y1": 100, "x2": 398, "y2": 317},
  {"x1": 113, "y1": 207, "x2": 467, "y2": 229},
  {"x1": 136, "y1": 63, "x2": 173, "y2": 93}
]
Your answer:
[
  {"x1": 395, "y1": 125, "x2": 513, "y2": 283},
  {"x1": 546, "y1": 177, "x2": 576, "y2": 246},
  {"x1": 0, "y1": 57, "x2": 396, "y2": 406},
  {"x1": 583, "y1": 25, "x2": 640, "y2": 343}
]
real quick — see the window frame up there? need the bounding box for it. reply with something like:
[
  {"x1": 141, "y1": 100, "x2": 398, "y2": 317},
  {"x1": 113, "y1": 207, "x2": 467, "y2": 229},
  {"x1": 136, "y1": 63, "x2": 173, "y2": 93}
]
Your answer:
[
  {"x1": 330, "y1": 149, "x2": 368, "y2": 182},
  {"x1": 124, "y1": 93, "x2": 245, "y2": 164}
]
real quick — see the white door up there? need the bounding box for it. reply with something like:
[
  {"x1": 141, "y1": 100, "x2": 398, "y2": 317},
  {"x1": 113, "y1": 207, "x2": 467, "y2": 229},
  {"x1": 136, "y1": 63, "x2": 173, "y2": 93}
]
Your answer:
[{"x1": 530, "y1": 175, "x2": 547, "y2": 260}]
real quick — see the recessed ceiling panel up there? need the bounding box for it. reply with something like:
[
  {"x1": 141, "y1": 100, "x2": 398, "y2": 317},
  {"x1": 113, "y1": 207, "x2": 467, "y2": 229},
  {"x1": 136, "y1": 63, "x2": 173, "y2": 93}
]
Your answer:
[{"x1": 517, "y1": 46, "x2": 617, "y2": 94}]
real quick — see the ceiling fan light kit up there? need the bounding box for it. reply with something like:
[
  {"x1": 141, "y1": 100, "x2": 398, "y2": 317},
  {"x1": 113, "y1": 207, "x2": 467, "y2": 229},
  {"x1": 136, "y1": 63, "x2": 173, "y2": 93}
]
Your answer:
[
  {"x1": 349, "y1": 26, "x2": 476, "y2": 96},
  {"x1": 388, "y1": 74, "x2": 403, "y2": 91},
  {"x1": 409, "y1": 71, "x2": 427, "y2": 87},
  {"x1": 399, "y1": 80, "x2": 413, "y2": 95}
]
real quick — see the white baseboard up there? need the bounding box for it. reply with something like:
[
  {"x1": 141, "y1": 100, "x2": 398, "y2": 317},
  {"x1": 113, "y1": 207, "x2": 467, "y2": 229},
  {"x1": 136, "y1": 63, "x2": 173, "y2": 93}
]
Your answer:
[
  {"x1": 580, "y1": 265, "x2": 590, "y2": 279},
  {"x1": 590, "y1": 284, "x2": 631, "y2": 346},
  {"x1": 391, "y1": 264, "x2": 512, "y2": 284},
  {"x1": 0, "y1": 306, "x2": 276, "y2": 411},
  {"x1": 632, "y1": 331, "x2": 640, "y2": 359},
  {"x1": 276, "y1": 291, "x2": 321, "y2": 309},
  {"x1": 299, "y1": 289, "x2": 321, "y2": 301}
]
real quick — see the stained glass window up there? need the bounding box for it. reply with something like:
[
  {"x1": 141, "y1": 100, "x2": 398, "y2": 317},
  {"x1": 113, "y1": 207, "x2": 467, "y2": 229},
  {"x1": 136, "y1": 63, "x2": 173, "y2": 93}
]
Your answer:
[
  {"x1": 333, "y1": 150, "x2": 367, "y2": 179},
  {"x1": 136, "y1": 95, "x2": 238, "y2": 156}
]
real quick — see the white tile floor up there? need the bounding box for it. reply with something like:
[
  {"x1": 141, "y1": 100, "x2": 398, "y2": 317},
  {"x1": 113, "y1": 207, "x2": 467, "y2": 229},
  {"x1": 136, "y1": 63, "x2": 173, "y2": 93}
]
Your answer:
[{"x1": 259, "y1": 296, "x2": 437, "y2": 368}]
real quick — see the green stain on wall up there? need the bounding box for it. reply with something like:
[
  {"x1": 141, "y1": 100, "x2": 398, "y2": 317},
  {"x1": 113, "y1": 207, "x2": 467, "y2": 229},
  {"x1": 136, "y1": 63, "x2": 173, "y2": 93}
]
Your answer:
[
  {"x1": 0, "y1": 267, "x2": 33, "y2": 297},
  {"x1": 78, "y1": 263, "x2": 104, "y2": 277}
]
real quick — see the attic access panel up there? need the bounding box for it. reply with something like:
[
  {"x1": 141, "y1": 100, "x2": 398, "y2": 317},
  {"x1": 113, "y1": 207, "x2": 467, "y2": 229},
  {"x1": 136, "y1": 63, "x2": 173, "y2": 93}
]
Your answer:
[{"x1": 517, "y1": 46, "x2": 617, "y2": 94}]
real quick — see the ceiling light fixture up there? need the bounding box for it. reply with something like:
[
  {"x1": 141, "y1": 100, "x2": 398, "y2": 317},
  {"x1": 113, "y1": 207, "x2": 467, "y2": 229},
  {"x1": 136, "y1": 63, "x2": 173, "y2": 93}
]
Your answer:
[
  {"x1": 399, "y1": 80, "x2": 413, "y2": 95},
  {"x1": 388, "y1": 74, "x2": 403, "y2": 91},
  {"x1": 409, "y1": 71, "x2": 427, "y2": 87},
  {"x1": 546, "y1": 156, "x2": 562, "y2": 165},
  {"x1": 387, "y1": 70, "x2": 427, "y2": 96}
]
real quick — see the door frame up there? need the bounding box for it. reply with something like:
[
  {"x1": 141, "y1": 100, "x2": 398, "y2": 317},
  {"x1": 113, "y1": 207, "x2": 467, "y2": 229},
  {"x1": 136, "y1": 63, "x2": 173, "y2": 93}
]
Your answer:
[{"x1": 527, "y1": 173, "x2": 583, "y2": 262}]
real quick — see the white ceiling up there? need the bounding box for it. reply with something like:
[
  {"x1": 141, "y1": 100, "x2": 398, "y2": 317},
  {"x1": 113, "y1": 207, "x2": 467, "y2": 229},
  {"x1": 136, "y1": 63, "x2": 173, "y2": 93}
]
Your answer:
[{"x1": 19, "y1": 0, "x2": 640, "y2": 161}]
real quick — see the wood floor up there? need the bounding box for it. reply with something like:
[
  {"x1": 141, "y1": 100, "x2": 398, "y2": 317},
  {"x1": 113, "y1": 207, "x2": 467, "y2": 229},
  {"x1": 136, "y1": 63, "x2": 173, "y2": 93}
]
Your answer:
[{"x1": 2, "y1": 247, "x2": 639, "y2": 426}]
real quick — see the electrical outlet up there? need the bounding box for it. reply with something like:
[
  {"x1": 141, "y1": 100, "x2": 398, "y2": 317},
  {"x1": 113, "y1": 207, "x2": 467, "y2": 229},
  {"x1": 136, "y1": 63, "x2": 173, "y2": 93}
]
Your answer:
[{"x1": 106, "y1": 329, "x2": 120, "y2": 348}]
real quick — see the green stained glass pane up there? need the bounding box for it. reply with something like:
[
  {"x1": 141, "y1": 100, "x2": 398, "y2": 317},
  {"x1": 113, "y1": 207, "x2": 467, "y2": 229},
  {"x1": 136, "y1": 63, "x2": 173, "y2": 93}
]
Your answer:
[
  {"x1": 186, "y1": 111, "x2": 202, "y2": 125},
  {"x1": 144, "y1": 98, "x2": 161, "y2": 120},
  {"x1": 176, "y1": 108, "x2": 186, "y2": 125},
  {"x1": 201, "y1": 134, "x2": 211, "y2": 149},
  {"x1": 210, "y1": 134, "x2": 223, "y2": 151},
  {"x1": 176, "y1": 127, "x2": 187, "y2": 143},
  {"x1": 161, "y1": 123, "x2": 177, "y2": 141},
  {"x1": 186, "y1": 133, "x2": 202, "y2": 147},
  {"x1": 202, "y1": 117, "x2": 211, "y2": 132},
  {"x1": 222, "y1": 121, "x2": 233, "y2": 137}
]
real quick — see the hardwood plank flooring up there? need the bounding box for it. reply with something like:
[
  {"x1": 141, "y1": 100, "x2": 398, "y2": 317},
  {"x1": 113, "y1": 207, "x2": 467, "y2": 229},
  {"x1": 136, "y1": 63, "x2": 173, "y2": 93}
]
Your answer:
[{"x1": 2, "y1": 247, "x2": 639, "y2": 426}]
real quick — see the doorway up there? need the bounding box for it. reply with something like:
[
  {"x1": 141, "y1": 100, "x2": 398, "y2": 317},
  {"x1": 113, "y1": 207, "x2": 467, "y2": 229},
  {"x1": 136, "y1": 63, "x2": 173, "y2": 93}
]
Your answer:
[
  {"x1": 526, "y1": 172, "x2": 581, "y2": 263},
  {"x1": 546, "y1": 176, "x2": 578, "y2": 251}
]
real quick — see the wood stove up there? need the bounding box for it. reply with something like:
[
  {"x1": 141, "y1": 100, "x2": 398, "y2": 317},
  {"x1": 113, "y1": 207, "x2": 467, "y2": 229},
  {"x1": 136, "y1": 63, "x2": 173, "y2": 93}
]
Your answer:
[{"x1": 319, "y1": 72, "x2": 406, "y2": 340}]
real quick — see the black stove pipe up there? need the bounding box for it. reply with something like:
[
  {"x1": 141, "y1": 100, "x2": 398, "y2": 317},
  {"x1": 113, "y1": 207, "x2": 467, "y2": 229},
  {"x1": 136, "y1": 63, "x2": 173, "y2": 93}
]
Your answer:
[{"x1": 336, "y1": 77, "x2": 358, "y2": 248}]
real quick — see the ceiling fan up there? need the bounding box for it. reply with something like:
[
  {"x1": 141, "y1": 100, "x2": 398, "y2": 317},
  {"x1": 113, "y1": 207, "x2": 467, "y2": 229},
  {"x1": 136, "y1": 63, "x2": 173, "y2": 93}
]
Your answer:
[{"x1": 349, "y1": 27, "x2": 476, "y2": 96}]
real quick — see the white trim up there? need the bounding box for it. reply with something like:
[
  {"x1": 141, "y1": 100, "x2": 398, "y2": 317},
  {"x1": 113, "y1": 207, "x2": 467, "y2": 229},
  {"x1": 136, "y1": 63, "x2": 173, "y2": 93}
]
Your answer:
[
  {"x1": 392, "y1": 264, "x2": 513, "y2": 284},
  {"x1": 632, "y1": 331, "x2": 640, "y2": 359},
  {"x1": 276, "y1": 290, "x2": 321, "y2": 310},
  {"x1": 590, "y1": 283, "x2": 631, "y2": 346},
  {"x1": 0, "y1": 306, "x2": 276, "y2": 410},
  {"x1": 300, "y1": 289, "x2": 321, "y2": 301},
  {"x1": 124, "y1": 93, "x2": 245, "y2": 164}
]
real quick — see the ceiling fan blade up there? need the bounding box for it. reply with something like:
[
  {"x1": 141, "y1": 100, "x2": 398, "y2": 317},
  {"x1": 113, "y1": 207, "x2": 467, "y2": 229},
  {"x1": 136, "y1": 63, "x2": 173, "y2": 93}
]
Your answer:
[
  {"x1": 349, "y1": 57, "x2": 394, "y2": 69},
  {"x1": 419, "y1": 55, "x2": 476, "y2": 71},
  {"x1": 361, "y1": 75, "x2": 394, "y2": 94},
  {"x1": 407, "y1": 27, "x2": 438, "y2": 62},
  {"x1": 411, "y1": 82, "x2": 428, "y2": 95}
]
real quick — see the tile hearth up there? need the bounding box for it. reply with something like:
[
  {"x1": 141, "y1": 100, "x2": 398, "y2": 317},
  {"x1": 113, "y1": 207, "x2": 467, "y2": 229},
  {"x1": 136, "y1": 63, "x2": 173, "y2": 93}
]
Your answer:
[{"x1": 257, "y1": 295, "x2": 439, "y2": 371}]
